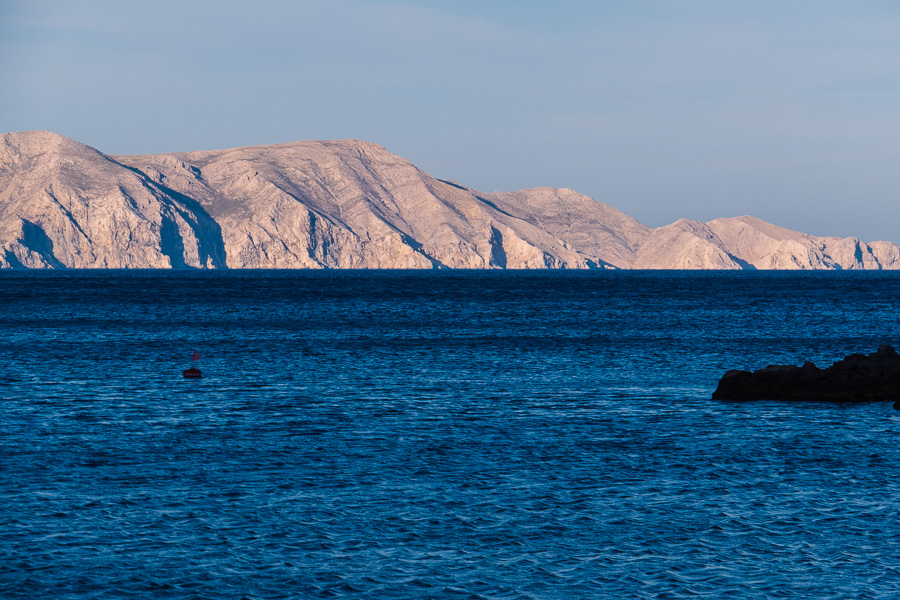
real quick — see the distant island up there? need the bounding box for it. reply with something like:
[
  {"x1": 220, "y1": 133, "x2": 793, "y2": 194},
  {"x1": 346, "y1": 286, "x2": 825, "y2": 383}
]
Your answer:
[{"x1": 1, "y1": 130, "x2": 897, "y2": 270}]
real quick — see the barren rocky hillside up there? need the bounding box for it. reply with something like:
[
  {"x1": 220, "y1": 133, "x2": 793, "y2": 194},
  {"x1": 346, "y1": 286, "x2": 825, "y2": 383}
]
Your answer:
[{"x1": 1, "y1": 131, "x2": 896, "y2": 269}]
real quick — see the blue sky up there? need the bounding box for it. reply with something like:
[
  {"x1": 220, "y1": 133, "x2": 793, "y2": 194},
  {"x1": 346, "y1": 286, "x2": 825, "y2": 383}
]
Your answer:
[{"x1": 2, "y1": 0, "x2": 899, "y2": 241}]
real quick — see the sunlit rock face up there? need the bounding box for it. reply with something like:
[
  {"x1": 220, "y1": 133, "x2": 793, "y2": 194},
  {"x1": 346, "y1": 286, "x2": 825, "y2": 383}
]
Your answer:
[
  {"x1": 703, "y1": 216, "x2": 897, "y2": 270},
  {"x1": 0, "y1": 131, "x2": 221, "y2": 268},
  {"x1": 1, "y1": 131, "x2": 897, "y2": 270}
]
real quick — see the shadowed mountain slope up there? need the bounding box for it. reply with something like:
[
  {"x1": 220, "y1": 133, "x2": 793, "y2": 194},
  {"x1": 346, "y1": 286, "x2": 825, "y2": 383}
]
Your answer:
[{"x1": 1, "y1": 131, "x2": 896, "y2": 269}]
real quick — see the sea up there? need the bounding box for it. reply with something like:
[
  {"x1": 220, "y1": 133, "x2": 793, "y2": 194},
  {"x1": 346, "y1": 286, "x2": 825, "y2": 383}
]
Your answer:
[{"x1": 2, "y1": 270, "x2": 900, "y2": 599}]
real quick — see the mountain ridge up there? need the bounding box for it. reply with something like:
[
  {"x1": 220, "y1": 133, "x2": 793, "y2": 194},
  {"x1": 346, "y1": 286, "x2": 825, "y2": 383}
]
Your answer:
[{"x1": 1, "y1": 130, "x2": 896, "y2": 270}]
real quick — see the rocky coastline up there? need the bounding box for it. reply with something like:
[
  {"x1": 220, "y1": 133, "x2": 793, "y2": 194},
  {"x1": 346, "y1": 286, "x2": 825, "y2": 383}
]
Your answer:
[{"x1": 2, "y1": 130, "x2": 899, "y2": 270}]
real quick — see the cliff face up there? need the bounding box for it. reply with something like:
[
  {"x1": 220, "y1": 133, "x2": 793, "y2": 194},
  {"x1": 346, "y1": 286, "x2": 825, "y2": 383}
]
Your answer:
[
  {"x1": 1, "y1": 131, "x2": 896, "y2": 270},
  {"x1": 0, "y1": 131, "x2": 224, "y2": 268},
  {"x1": 119, "y1": 138, "x2": 643, "y2": 270},
  {"x1": 631, "y1": 216, "x2": 899, "y2": 270}
]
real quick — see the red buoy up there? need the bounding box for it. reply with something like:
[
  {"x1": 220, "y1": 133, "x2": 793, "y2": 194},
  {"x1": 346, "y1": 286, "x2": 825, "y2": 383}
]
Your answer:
[{"x1": 183, "y1": 350, "x2": 203, "y2": 378}]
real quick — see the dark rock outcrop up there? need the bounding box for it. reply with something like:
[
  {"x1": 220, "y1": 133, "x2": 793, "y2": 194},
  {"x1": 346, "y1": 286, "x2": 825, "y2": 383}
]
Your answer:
[{"x1": 712, "y1": 345, "x2": 900, "y2": 401}]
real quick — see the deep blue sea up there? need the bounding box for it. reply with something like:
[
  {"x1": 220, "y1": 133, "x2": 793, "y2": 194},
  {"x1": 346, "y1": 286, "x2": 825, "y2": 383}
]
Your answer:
[{"x1": 3, "y1": 270, "x2": 900, "y2": 599}]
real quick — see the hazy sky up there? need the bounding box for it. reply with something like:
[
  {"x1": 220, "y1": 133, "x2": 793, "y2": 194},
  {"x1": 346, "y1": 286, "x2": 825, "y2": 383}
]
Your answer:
[{"x1": 2, "y1": 0, "x2": 899, "y2": 241}]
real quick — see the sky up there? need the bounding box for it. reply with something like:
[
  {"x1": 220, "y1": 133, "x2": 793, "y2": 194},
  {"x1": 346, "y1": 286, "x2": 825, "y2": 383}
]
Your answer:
[{"x1": 2, "y1": 0, "x2": 899, "y2": 241}]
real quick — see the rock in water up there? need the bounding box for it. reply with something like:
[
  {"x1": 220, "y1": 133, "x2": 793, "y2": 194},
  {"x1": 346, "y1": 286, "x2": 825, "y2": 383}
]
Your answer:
[{"x1": 712, "y1": 345, "x2": 900, "y2": 401}]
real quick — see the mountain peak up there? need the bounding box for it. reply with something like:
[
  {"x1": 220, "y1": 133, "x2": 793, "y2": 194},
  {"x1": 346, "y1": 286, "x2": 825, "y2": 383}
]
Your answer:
[{"x1": 2, "y1": 130, "x2": 100, "y2": 158}]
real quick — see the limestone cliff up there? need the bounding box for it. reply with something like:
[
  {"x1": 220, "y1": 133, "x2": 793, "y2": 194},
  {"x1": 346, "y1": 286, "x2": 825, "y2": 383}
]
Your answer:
[
  {"x1": 1, "y1": 131, "x2": 896, "y2": 270},
  {"x1": 0, "y1": 131, "x2": 224, "y2": 268}
]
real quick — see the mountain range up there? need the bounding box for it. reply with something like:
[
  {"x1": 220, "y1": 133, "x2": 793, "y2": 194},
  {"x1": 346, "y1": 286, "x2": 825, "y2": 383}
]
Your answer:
[{"x1": 1, "y1": 130, "x2": 896, "y2": 270}]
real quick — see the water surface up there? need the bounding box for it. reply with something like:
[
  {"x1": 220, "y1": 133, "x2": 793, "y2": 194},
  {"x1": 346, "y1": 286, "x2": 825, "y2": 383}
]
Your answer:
[{"x1": 2, "y1": 270, "x2": 900, "y2": 598}]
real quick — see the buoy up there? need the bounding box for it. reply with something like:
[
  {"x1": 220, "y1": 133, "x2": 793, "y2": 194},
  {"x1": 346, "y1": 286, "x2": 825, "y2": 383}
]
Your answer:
[{"x1": 183, "y1": 349, "x2": 203, "y2": 378}]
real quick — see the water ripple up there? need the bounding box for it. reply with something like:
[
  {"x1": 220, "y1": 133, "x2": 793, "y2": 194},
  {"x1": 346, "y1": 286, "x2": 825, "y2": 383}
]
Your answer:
[{"x1": 3, "y1": 271, "x2": 900, "y2": 598}]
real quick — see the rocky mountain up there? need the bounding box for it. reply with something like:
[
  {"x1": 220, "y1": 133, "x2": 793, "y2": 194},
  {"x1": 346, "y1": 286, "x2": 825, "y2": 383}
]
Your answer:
[{"x1": 1, "y1": 130, "x2": 897, "y2": 270}]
